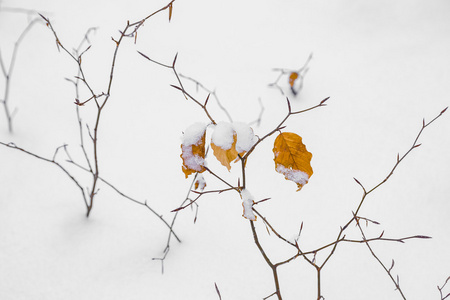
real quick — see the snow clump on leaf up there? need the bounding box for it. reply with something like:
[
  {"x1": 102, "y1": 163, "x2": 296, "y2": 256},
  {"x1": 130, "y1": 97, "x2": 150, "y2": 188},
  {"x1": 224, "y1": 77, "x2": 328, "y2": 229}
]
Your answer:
[
  {"x1": 181, "y1": 122, "x2": 207, "y2": 178},
  {"x1": 233, "y1": 122, "x2": 258, "y2": 153},
  {"x1": 211, "y1": 122, "x2": 235, "y2": 150}
]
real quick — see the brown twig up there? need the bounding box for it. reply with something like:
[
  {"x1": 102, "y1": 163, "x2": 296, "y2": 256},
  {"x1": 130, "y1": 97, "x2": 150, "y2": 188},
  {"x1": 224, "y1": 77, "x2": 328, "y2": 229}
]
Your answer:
[
  {"x1": 138, "y1": 51, "x2": 218, "y2": 125},
  {"x1": 244, "y1": 107, "x2": 446, "y2": 299},
  {"x1": 39, "y1": 0, "x2": 175, "y2": 217},
  {"x1": 179, "y1": 73, "x2": 233, "y2": 123},
  {"x1": 314, "y1": 107, "x2": 447, "y2": 297},
  {"x1": 214, "y1": 282, "x2": 222, "y2": 300},
  {"x1": 250, "y1": 220, "x2": 282, "y2": 299},
  {"x1": 269, "y1": 53, "x2": 312, "y2": 96},
  {"x1": 243, "y1": 96, "x2": 329, "y2": 160},
  {"x1": 353, "y1": 212, "x2": 407, "y2": 299},
  {"x1": 0, "y1": 17, "x2": 41, "y2": 132},
  {"x1": 0, "y1": 141, "x2": 89, "y2": 209},
  {"x1": 438, "y1": 276, "x2": 450, "y2": 300}
]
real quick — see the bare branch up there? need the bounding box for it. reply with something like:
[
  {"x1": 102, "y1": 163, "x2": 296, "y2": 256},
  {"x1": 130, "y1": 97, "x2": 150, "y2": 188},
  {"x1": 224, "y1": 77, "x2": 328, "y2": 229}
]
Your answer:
[
  {"x1": 438, "y1": 276, "x2": 450, "y2": 300},
  {"x1": 1, "y1": 17, "x2": 41, "y2": 132},
  {"x1": 353, "y1": 212, "x2": 407, "y2": 299},
  {"x1": 214, "y1": 282, "x2": 222, "y2": 300},
  {"x1": 269, "y1": 53, "x2": 312, "y2": 96},
  {"x1": 0, "y1": 141, "x2": 89, "y2": 210}
]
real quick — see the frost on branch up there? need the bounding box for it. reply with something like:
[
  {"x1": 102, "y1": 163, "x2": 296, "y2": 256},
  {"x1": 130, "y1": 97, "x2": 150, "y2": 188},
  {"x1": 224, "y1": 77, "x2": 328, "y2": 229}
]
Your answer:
[
  {"x1": 273, "y1": 132, "x2": 313, "y2": 191},
  {"x1": 211, "y1": 122, "x2": 257, "y2": 170},
  {"x1": 181, "y1": 123, "x2": 207, "y2": 178},
  {"x1": 240, "y1": 189, "x2": 256, "y2": 221}
]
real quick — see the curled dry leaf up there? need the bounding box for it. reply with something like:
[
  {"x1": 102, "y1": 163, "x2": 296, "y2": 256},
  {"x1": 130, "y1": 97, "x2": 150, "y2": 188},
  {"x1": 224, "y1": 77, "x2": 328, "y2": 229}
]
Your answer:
[
  {"x1": 181, "y1": 123, "x2": 207, "y2": 178},
  {"x1": 194, "y1": 173, "x2": 207, "y2": 191},
  {"x1": 210, "y1": 122, "x2": 245, "y2": 171},
  {"x1": 273, "y1": 132, "x2": 313, "y2": 191},
  {"x1": 210, "y1": 122, "x2": 256, "y2": 171},
  {"x1": 211, "y1": 135, "x2": 239, "y2": 171},
  {"x1": 289, "y1": 72, "x2": 299, "y2": 88}
]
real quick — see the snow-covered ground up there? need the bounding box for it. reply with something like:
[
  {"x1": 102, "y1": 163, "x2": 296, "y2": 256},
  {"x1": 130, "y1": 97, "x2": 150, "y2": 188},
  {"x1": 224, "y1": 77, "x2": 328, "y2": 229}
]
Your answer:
[{"x1": 1, "y1": 0, "x2": 449, "y2": 299}]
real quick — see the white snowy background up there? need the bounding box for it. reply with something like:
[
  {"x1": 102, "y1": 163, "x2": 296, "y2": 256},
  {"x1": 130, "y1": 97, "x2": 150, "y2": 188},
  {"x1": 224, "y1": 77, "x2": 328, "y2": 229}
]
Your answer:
[{"x1": 1, "y1": 0, "x2": 449, "y2": 299}]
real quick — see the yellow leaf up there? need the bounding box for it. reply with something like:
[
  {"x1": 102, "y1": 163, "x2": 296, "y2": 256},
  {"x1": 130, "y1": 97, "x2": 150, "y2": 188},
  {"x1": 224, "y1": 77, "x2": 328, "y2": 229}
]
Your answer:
[
  {"x1": 289, "y1": 72, "x2": 299, "y2": 88},
  {"x1": 273, "y1": 132, "x2": 313, "y2": 191},
  {"x1": 211, "y1": 134, "x2": 239, "y2": 171},
  {"x1": 181, "y1": 124, "x2": 207, "y2": 178}
]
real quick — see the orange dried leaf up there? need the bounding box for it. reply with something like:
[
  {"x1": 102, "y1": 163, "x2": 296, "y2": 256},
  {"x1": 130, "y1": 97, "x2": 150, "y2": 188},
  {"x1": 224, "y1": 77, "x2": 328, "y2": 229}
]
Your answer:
[
  {"x1": 289, "y1": 72, "x2": 299, "y2": 88},
  {"x1": 181, "y1": 124, "x2": 207, "y2": 178},
  {"x1": 194, "y1": 174, "x2": 206, "y2": 191},
  {"x1": 168, "y1": 3, "x2": 173, "y2": 22},
  {"x1": 211, "y1": 134, "x2": 239, "y2": 171},
  {"x1": 273, "y1": 132, "x2": 313, "y2": 191}
]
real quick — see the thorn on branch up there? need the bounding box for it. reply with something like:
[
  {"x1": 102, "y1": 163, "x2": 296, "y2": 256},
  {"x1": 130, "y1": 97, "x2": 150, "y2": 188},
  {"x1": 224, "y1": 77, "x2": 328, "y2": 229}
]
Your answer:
[
  {"x1": 170, "y1": 84, "x2": 182, "y2": 91},
  {"x1": 137, "y1": 50, "x2": 150, "y2": 60},
  {"x1": 414, "y1": 235, "x2": 432, "y2": 239},
  {"x1": 214, "y1": 282, "x2": 222, "y2": 300},
  {"x1": 253, "y1": 198, "x2": 271, "y2": 205},
  {"x1": 353, "y1": 177, "x2": 366, "y2": 193},
  {"x1": 168, "y1": 3, "x2": 173, "y2": 22},
  {"x1": 172, "y1": 52, "x2": 178, "y2": 68},
  {"x1": 286, "y1": 97, "x2": 292, "y2": 113},
  {"x1": 320, "y1": 96, "x2": 330, "y2": 105},
  {"x1": 171, "y1": 206, "x2": 183, "y2": 213},
  {"x1": 389, "y1": 259, "x2": 395, "y2": 272}
]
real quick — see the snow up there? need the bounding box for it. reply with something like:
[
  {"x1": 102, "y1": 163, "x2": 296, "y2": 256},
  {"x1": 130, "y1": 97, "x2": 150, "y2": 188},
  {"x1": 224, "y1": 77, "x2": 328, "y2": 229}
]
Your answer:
[
  {"x1": 233, "y1": 122, "x2": 257, "y2": 153},
  {"x1": 1, "y1": 0, "x2": 449, "y2": 299},
  {"x1": 181, "y1": 123, "x2": 207, "y2": 172},
  {"x1": 211, "y1": 122, "x2": 257, "y2": 152},
  {"x1": 181, "y1": 122, "x2": 207, "y2": 146},
  {"x1": 276, "y1": 164, "x2": 310, "y2": 188},
  {"x1": 195, "y1": 173, "x2": 206, "y2": 191},
  {"x1": 240, "y1": 189, "x2": 256, "y2": 221},
  {"x1": 181, "y1": 144, "x2": 205, "y2": 171},
  {"x1": 211, "y1": 122, "x2": 235, "y2": 150}
]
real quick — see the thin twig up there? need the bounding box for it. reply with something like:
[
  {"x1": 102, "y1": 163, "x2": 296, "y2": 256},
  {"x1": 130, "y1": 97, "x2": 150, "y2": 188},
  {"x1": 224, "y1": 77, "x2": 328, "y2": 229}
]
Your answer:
[
  {"x1": 354, "y1": 212, "x2": 407, "y2": 299},
  {"x1": 243, "y1": 97, "x2": 329, "y2": 160},
  {"x1": 179, "y1": 73, "x2": 233, "y2": 123},
  {"x1": 0, "y1": 141, "x2": 89, "y2": 209},
  {"x1": 0, "y1": 17, "x2": 40, "y2": 132},
  {"x1": 269, "y1": 53, "x2": 312, "y2": 96},
  {"x1": 39, "y1": 0, "x2": 176, "y2": 217},
  {"x1": 250, "y1": 220, "x2": 282, "y2": 300},
  {"x1": 138, "y1": 52, "x2": 219, "y2": 125},
  {"x1": 438, "y1": 276, "x2": 450, "y2": 300}
]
